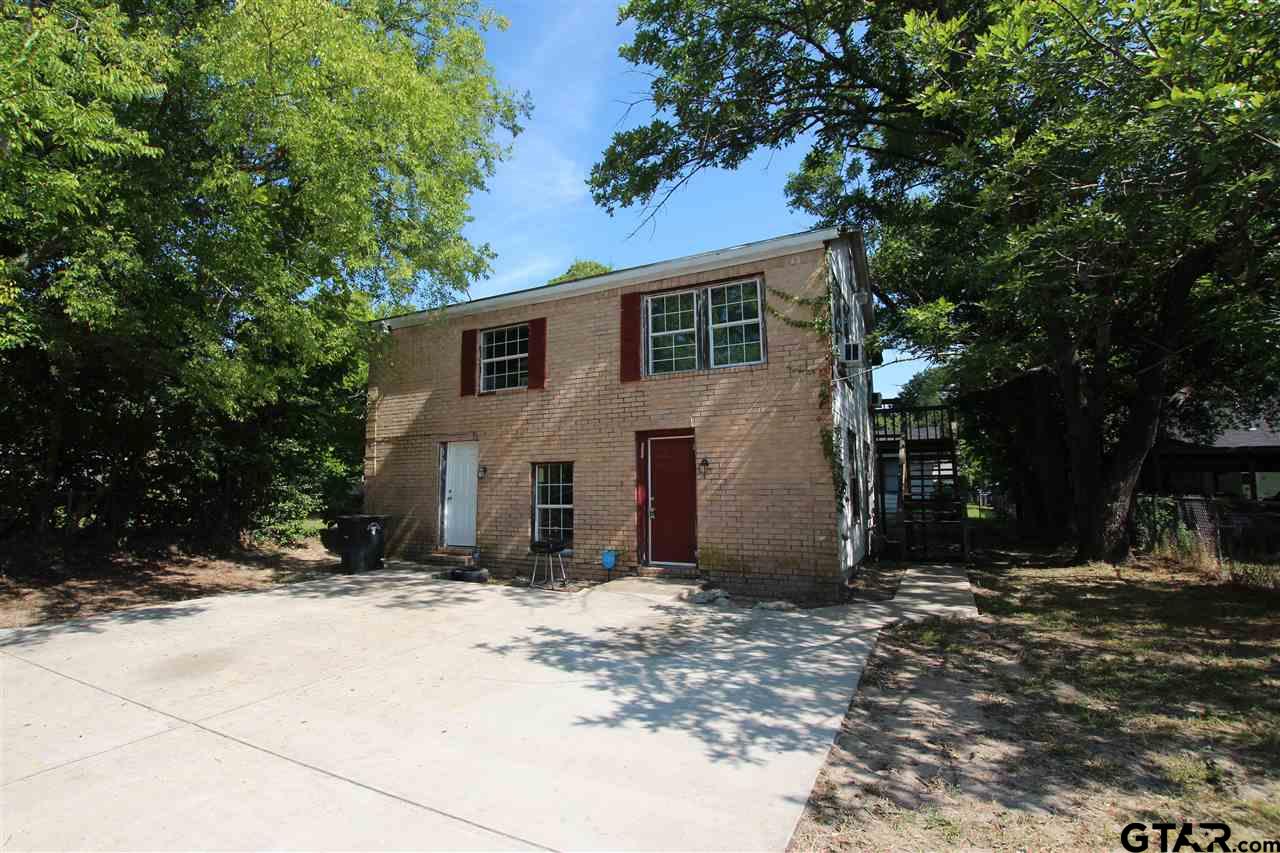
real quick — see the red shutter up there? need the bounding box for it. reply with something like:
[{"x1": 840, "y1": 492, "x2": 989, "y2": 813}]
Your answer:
[
  {"x1": 527, "y1": 317, "x2": 547, "y2": 389},
  {"x1": 620, "y1": 292, "x2": 642, "y2": 382},
  {"x1": 460, "y1": 328, "x2": 477, "y2": 396}
]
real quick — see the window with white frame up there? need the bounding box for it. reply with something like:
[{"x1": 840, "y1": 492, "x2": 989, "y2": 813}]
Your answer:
[
  {"x1": 533, "y1": 462, "x2": 573, "y2": 544},
  {"x1": 480, "y1": 323, "x2": 528, "y2": 392},
  {"x1": 708, "y1": 280, "x2": 764, "y2": 367},
  {"x1": 647, "y1": 290, "x2": 698, "y2": 374},
  {"x1": 831, "y1": 279, "x2": 858, "y2": 364},
  {"x1": 846, "y1": 428, "x2": 860, "y2": 516},
  {"x1": 643, "y1": 278, "x2": 766, "y2": 375}
]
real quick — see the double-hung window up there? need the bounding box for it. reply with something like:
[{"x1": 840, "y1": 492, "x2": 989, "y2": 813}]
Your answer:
[
  {"x1": 533, "y1": 462, "x2": 574, "y2": 544},
  {"x1": 647, "y1": 291, "x2": 698, "y2": 374},
  {"x1": 846, "y1": 428, "x2": 860, "y2": 516},
  {"x1": 643, "y1": 277, "x2": 765, "y2": 375},
  {"x1": 707, "y1": 280, "x2": 764, "y2": 367},
  {"x1": 831, "y1": 279, "x2": 858, "y2": 365},
  {"x1": 481, "y1": 323, "x2": 528, "y2": 392}
]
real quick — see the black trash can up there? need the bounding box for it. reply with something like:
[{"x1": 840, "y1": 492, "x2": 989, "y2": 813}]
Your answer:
[{"x1": 320, "y1": 515, "x2": 388, "y2": 573}]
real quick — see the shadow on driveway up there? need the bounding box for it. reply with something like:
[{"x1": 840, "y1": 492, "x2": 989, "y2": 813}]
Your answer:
[{"x1": 475, "y1": 599, "x2": 883, "y2": 765}]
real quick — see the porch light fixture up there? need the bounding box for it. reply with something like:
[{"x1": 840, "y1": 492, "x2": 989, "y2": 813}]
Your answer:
[
  {"x1": 477, "y1": 465, "x2": 487, "y2": 480},
  {"x1": 698, "y1": 457, "x2": 711, "y2": 478}
]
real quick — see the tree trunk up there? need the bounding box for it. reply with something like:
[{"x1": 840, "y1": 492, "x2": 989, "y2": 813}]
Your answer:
[
  {"x1": 36, "y1": 386, "x2": 66, "y2": 536},
  {"x1": 1046, "y1": 315, "x2": 1105, "y2": 560},
  {"x1": 1076, "y1": 411, "x2": 1159, "y2": 562},
  {"x1": 1064, "y1": 244, "x2": 1215, "y2": 563},
  {"x1": 1015, "y1": 371, "x2": 1073, "y2": 543}
]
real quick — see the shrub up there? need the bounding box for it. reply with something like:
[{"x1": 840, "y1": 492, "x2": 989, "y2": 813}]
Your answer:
[
  {"x1": 1133, "y1": 495, "x2": 1218, "y2": 568},
  {"x1": 1225, "y1": 561, "x2": 1280, "y2": 592}
]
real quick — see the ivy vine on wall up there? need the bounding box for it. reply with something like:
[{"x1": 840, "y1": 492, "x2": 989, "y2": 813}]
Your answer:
[{"x1": 767, "y1": 284, "x2": 846, "y2": 508}]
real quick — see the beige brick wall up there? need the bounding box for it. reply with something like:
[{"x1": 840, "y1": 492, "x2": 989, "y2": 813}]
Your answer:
[{"x1": 365, "y1": 247, "x2": 842, "y2": 600}]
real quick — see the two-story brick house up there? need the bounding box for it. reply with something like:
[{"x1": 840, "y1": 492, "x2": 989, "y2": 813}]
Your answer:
[{"x1": 364, "y1": 227, "x2": 877, "y2": 601}]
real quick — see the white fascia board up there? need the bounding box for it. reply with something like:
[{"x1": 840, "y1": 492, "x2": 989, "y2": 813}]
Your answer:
[{"x1": 384, "y1": 227, "x2": 843, "y2": 329}]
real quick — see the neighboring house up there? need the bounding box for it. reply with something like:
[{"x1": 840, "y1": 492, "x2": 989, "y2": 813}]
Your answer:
[
  {"x1": 364, "y1": 228, "x2": 877, "y2": 600},
  {"x1": 1144, "y1": 423, "x2": 1280, "y2": 500}
]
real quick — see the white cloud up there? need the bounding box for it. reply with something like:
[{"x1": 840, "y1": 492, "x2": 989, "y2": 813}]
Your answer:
[
  {"x1": 510, "y1": 1, "x2": 618, "y2": 131},
  {"x1": 484, "y1": 131, "x2": 590, "y2": 217},
  {"x1": 464, "y1": 0, "x2": 637, "y2": 296}
]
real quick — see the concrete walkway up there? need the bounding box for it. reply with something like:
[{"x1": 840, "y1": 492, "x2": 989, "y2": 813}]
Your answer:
[
  {"x1": 888, "y1": 563, "x2": 981, "y2": 621},
  {"x1": 1, "y1": 564, "x2": 974, "y2": 851}
]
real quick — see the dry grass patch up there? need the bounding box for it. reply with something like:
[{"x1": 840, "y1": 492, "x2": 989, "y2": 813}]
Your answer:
[{"x1": 791, "y1": 551, "x2": 1280, "y2": 852}]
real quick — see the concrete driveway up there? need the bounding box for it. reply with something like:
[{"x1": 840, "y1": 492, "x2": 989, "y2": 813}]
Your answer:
[{"x1": 1, "y1": 571, "x2": 902, "y2": 851}]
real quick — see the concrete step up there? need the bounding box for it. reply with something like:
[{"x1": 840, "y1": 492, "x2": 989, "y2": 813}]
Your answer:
[
  {"x1": 636, "y1": 564, "x2": 701, "y2": 580},
  {"x1": 419, "y1": 551, "x2": 476, "y2": 568}
]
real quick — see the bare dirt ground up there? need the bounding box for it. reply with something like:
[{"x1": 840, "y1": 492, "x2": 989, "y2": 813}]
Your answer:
[
  {"x1": 0, "y1": 539, "x2": 339, "y2": 628},
  {"x1": 844, "y1": 560, "x2": 908, "y2": 603},
  {"x1": 790, "y1": 551, "x2": 1280, "y2": 852}
]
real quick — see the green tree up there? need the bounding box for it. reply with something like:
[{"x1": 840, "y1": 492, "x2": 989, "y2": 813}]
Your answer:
[
  {"x1": 590, "y1": 0, "x2": 1280, "y2": 561},
  {"x1": 0, "y1": 0, "x2": 170, "y2": 349},
  {"x1": 1, "y1": 0, "x2": 526, "y2": 543},
  {"x1": 896, "y1": 366, "x2": 948, "y2": 408},
  {"x1": 547, "y1": 259, "x2": 613, "y2": 285}
]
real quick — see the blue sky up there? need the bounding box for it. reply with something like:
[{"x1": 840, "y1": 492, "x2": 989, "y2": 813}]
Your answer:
[{"x1": 461, "y1": 0, "x2": 924, "y2": 396}]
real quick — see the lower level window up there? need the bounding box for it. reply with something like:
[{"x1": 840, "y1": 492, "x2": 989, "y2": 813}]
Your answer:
[
  {"x1": 534, "y1": 462, "x2": 574, "y2": 544},
  {"x1": 846, "y1": 428, "x2": 859, "y2": 516}
]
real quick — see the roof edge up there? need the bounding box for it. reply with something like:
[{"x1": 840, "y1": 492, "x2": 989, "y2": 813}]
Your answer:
[{"x1": 384, "y1": 226, "x2": 844, "y2": 329}]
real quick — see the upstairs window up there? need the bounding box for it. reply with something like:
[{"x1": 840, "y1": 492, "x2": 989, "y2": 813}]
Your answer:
[
  {"x1": 708, "y1": 280, "x2": 763, "y2": 367},
  {"x1": 533, "y1": 462, "x2": 574, "y2": 544},
  {"x1": 648, "y1": 290, "x2": 698, "y2": 375},
  {"x1": 481, "y1": 323, "x2": 528, "y2": 392},
  {"x1": 831, "y1": 279, "x2": 858, "y2": 365},
  {"x1": 642, "y1": 277, "x2": 766, "y2": 375}
]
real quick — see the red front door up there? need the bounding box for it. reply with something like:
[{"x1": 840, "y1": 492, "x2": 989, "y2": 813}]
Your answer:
[{"x1": 648, "y1": 436, "x2": 697, "y2": 564}]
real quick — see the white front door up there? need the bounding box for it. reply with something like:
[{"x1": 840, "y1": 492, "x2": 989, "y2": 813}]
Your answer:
[{"x1": 443, "y1": 441, "x2": 478, "y2": 547}]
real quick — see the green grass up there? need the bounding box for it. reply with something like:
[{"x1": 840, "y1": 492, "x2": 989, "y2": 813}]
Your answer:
[
  {"x1": 298, "y1": 517, "x2": 327, "y2": 537},
  {"x1": 254, "y1": 516, "x2": 327, "y2": 546},
  {"x1": 965, "y1": 503, "x2": 998, "y2": 520},
  {"x1": 1226, "y1": 560, "x2": 1280, "y2": 591}
]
